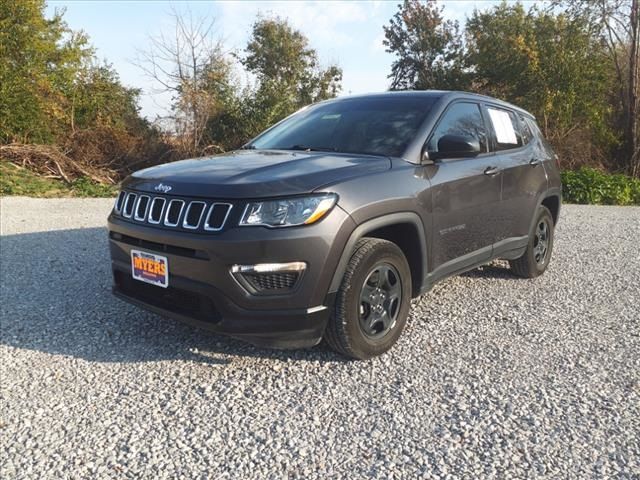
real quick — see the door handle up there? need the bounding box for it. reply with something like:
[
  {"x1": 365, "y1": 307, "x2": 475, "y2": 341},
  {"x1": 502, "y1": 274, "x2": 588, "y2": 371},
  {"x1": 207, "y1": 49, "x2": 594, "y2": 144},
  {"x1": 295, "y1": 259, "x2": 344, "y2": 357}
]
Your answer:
[
  {"x1": 529, "y1": 158, "x2": 542, "y2": 166},
  {"x1": 484, "y1": 166, "x2": 500, "y2": 176}
]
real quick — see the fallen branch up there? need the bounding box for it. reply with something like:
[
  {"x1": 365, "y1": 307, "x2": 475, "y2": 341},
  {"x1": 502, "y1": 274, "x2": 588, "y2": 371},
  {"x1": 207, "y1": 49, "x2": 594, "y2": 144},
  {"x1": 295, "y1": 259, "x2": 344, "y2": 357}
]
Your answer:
[{"x1": 0, "y1": 144, "x2": 117, "y2": 184}]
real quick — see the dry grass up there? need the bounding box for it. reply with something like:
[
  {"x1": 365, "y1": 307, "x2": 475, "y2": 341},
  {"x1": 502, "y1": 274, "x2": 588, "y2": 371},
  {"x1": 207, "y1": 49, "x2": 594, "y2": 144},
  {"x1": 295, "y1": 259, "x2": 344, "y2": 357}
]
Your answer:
[{"x1": 0, "y1": 143, "x2": 117, "y2": 185}]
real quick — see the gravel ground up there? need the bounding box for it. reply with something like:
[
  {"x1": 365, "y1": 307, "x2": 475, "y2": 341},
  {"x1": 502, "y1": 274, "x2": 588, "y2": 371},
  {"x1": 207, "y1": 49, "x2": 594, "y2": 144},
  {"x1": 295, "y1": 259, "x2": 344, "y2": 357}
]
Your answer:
[{"x1": 1, "y1": 197, "x2": 639, "y2": 479}]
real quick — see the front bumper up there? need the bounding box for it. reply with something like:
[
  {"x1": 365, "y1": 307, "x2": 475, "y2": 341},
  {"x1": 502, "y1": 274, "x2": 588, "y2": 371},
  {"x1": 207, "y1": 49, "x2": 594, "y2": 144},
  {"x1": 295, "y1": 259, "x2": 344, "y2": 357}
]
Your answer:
[{"x1": 108, "y1": 207, "x2": 355, "y2": 348}]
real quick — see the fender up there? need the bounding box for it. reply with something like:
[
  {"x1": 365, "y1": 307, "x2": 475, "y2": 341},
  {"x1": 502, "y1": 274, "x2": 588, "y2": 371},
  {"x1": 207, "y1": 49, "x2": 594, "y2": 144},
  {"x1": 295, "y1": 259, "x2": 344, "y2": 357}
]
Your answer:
[
  {"x1": 327, "y1": 212, "x2": 428, "y2": 294},
  {"x1": 529, "y1": 187, "x2": 562, "y2": 233}
]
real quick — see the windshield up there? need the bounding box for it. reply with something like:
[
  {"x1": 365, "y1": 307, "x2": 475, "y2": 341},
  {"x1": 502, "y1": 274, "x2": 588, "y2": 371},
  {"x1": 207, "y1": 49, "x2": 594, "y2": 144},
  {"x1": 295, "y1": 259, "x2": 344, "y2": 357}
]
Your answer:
[{"x1": 249, "y1": 96, "x2": 437, "y2": 157}]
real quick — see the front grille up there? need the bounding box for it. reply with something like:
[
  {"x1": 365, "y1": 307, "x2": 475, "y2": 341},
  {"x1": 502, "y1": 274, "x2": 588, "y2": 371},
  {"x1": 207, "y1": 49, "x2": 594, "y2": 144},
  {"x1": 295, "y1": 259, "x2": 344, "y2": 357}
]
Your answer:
[
  {"x1": 114, "y1": 271, "x2": 221, "y2": 324},
  {"x1": 109, "y1": 231, "x2": 208, "y2": 260},
  {"x1": 240, "y1": 271, "x2": 301, "y2": 293},
  {"x1": 113, "y1": 190, "x2": 232, "y2": 233}
]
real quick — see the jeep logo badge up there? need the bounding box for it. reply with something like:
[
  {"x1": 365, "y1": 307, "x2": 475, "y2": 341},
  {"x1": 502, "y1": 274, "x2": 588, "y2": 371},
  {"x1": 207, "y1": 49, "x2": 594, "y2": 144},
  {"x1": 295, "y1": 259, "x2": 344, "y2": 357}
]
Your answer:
[{"x1": 154, "y1": 183, "x2": 172, "y2": 193}]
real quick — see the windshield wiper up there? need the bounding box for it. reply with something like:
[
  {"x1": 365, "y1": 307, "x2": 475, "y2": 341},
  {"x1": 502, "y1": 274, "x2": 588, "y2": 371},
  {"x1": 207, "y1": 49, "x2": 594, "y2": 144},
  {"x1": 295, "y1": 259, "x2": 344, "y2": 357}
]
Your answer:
[
  {"x1": 269, "y1": 145, "x2": 387, "y2": 157},
  {"x1": 240, "y1": 144, "x2": 256, "y2": 150},
  {"x1": 282, "y1": 145, "x2": 337, "y2": 152}
]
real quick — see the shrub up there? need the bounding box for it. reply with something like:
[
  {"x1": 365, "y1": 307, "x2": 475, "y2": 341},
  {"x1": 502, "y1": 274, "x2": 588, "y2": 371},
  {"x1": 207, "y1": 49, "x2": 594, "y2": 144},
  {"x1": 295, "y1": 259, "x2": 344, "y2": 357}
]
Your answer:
[
  {"x1": 632, "y1": 179, "x2": 640, "y2": 205},
  {"x1": 561, "y1": 168, "x2": 640, "y2": 205}
]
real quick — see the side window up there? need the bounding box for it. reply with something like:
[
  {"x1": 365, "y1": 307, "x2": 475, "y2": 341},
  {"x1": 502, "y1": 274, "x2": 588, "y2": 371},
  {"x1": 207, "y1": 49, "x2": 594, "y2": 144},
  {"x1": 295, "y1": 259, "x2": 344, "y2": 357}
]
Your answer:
[
  {"x1": 525, "y1": 117, "x2": 553, "y2": 150},
  {"x1": 427, "y1": 102, "x2": 488, "y2": 153},
  {"x1": 519, "y1": 114, "x2": 534, "y2": 145},
  {"x1": 487, "y1": 107, "x2": 522, "y2": 151}
]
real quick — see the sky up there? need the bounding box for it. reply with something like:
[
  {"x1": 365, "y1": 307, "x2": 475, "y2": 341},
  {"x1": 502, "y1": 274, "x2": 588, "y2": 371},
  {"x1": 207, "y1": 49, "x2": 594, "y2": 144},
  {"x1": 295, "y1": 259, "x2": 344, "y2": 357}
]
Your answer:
[{"x1": 45, "y1": 1, "x2": 522, "y2": 120}]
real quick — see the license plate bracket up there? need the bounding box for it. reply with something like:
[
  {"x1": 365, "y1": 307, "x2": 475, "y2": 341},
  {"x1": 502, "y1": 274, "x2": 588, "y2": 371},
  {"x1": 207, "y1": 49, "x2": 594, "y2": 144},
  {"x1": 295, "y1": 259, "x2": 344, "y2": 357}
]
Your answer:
[{"x1": 131, "y1": 249, "x2": 169, "y2": 288}]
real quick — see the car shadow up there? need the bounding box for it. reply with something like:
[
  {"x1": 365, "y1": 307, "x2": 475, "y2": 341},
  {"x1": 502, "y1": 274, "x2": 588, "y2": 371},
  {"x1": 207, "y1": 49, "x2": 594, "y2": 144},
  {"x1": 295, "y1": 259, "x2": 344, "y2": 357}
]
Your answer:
[
  {"x1": 0, "y1": 227, "x2": 347, "y2": 365},
  {"x1": 460, "y1": 261, "x2": 515, "y2": 280}
]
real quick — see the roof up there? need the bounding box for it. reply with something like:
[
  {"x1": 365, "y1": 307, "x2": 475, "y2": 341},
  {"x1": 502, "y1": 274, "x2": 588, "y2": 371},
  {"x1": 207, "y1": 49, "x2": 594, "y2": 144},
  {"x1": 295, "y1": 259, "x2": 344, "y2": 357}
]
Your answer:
[{"x1": 330, "y1": 90, "x2": 534, "y2": 118}]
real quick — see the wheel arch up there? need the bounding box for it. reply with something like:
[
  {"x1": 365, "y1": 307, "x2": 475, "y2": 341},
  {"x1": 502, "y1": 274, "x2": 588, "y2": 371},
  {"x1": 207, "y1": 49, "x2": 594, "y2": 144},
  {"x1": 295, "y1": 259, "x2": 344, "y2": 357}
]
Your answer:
[
  {"x1": 526, "y1": 188, "x2": 562, "y2": 237},
  {"x1": 328, "y1": 212, "x2": 427, "y2": 298},
  {"x1": 541, "y1": 193, "x2": 561, "y2": 225}
]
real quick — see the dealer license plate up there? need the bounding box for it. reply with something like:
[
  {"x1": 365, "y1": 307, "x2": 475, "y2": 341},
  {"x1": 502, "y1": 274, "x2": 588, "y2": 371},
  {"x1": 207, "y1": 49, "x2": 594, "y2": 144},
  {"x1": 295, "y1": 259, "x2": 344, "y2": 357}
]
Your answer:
[{"x1": 131, "y1": 249, "x2": 169, "y2": 288}]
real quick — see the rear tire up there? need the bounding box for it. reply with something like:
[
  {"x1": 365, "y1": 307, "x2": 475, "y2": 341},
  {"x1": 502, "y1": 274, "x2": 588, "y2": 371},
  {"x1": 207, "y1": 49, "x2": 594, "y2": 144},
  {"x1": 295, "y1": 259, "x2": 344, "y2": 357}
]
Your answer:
[
  {"x1": 509, "y1": 206, "x2": 554, "y2": 278},
  {"x1": 324, "y1": 238, "x2": 412, "y2": 360}
]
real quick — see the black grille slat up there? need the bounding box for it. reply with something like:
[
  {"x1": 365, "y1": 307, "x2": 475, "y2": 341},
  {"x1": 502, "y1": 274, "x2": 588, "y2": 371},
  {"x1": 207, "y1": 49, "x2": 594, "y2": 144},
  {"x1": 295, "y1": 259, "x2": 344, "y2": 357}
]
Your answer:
[
  {"x1": 115, "y1": 191, "x2": 126, "y2": 212},
  {"x1": 242, "y1": 272, "x2": 300, "y2": 292},
  {"x1": 205, "y1": 203, "x2": 232, "y2": 231},
  {"x1": 134, "y1": 196, "x2": 150, "y2": 221},
  {"x1": 183, "y1": 202, "x2": 205, "y2": 229},
  {"x1": 148, "y1": 197, "x2": 165, "y2": 224},
  {"x1": 114, "y1": 271, "x2": 220, "y2": 323},
  {"x1": 109, "y1": 232, "x2": 208, "y2": 259},
  {"x1": 123, "y1": 193, "x2": 137, "y2": 218},
  {"x1": 164, "y1": 200, "x2": 184, "y2": 226}
]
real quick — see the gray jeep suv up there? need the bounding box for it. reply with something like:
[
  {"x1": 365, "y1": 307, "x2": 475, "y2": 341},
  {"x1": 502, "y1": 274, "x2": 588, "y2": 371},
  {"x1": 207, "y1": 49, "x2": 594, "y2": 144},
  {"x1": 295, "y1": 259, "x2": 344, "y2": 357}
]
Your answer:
[{"x1": 108, "y1": 91, "x2": 561, "y2": 359}]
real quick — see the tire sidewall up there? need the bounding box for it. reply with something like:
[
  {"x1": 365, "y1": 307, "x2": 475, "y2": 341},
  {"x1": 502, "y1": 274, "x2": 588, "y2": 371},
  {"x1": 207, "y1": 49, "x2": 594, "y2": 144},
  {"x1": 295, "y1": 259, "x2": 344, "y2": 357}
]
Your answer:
[
  {"x1": 339, "y1": 242, "x2": 412, "y2": 359},
  {"x1": 528, "y1": 207, "x2": 555, "y2": 275}
]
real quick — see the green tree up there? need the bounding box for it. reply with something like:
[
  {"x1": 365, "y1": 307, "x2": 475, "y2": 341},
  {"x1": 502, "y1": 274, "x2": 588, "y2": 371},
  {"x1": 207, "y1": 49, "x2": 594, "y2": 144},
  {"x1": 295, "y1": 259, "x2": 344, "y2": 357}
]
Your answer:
[
  {"x1": 465, "y1": 2, "x2": 616, "y2": 166},
  {"x1": 0, "y1": 1, "x2": 166, "y2": 182},
  {"x1": 240, "y1": 16, "x2": 342, "y2": 133},
  {"x1": 70, "y1": 62, "x2": 144, "y2": 133},
  {"x1": 383, "y1": 0, "x2": 467, "y2": 90},
  {"x1": 0, "y1": 0, "x2": 91, "y2": 143},
  {"x1": 553, "y1": 0, "x2": 639, "y2": 176}
]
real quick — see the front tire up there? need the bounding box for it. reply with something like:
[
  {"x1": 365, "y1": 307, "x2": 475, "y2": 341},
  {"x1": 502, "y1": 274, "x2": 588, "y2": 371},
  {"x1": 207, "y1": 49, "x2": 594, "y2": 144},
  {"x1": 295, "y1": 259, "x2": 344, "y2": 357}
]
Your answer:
[
  {"x1": 509, "y1": 206, "x2": 555, "y2": 278},
  {"x1": 324, "y1": 238, "x2": 412, "y2": 360}
]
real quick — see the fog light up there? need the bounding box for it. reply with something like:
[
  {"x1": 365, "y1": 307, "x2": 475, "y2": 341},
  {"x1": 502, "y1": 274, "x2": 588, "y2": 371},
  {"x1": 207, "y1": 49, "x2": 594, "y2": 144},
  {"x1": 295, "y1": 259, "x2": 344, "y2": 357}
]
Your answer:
[
  {"x1": 231, "y1": 262, "x2": 306, "y2": 273},
  {"x1": 231, "y1": 262, "x2": 306, "y2": 294}
]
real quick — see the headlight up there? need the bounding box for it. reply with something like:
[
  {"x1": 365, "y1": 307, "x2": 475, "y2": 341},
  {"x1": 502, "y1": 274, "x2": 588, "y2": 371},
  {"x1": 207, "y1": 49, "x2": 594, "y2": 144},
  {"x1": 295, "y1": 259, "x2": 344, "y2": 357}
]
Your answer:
[{"x1": 240, "y1": 194, "x2": 338, "y2": 227}]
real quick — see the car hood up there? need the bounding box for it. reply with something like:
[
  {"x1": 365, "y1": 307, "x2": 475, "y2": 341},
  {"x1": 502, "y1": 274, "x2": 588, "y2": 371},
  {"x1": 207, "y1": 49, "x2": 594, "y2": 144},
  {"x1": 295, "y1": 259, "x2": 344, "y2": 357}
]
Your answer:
[{"x1": 123, "y1": 150, "x2": 391, "y2": 198}]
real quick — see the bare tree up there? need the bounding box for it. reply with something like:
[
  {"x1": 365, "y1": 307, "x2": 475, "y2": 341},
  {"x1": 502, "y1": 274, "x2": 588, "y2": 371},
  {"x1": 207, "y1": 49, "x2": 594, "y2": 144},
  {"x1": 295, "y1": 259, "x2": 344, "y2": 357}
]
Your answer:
[
  {"x1": 134, "y1": 8, "x2": 232, "y2": 153},
  {"x1": 628, "y1": 0, "x2": 639, "y2": 176},
  {"x1": 558, "y1": 0, "x2": 639, "y2": 176}
]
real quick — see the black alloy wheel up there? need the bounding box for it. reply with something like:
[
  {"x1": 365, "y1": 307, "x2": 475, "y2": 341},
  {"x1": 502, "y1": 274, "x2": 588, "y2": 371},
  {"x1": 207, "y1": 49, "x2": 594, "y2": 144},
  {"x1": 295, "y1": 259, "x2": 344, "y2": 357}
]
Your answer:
[
  {"x1": 533, "y1": 218, "x2": 550, "y2": 265},
  {"x1": 358, "y1": 263, "x2": 402, "y2": 339}
]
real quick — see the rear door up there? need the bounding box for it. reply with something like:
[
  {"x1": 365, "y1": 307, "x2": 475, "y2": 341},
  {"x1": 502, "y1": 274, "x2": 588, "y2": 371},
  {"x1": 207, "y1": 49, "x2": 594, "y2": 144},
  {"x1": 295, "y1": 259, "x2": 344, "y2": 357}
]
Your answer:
[
  {"x1": 426, "y1": 101, "x2": 502, "y2": 276},
  {"x1": 484, "y1": 105, "x2": 549, "y2": 249}
]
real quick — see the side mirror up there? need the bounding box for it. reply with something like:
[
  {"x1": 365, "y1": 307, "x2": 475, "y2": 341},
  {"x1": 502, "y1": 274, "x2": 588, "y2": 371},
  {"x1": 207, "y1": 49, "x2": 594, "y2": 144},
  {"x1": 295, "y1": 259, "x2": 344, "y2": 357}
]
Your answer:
[{"x1": 433, "y1": 134, "x2": 481, "y2": 160}]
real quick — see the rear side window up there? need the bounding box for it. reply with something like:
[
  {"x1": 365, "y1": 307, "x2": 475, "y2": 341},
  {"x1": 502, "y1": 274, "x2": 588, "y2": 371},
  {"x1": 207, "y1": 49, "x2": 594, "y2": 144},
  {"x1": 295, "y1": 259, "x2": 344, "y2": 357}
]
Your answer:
[
  {"x1": 519, "y1": 115, "x2": 534, "y2": 144},
  {"x1": 487, "y1": 107, "x2": 522, "y2": 151},
  {"x1": 427, "y1": 102, "x2": 488, "y2": 153},
  {"x1": 525, "y1": 117, "x2": 554, "y2": 151},
  {"x1": 525, "y1": 117, "x2": 544, "y2": 139}
]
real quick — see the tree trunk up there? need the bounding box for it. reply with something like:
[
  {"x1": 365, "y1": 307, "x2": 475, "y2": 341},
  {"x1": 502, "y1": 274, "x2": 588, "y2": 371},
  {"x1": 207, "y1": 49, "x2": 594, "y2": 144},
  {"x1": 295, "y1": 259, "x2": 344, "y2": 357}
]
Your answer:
[{"x1": 628, "y1": 0, "x2": 639, "y2": 177}]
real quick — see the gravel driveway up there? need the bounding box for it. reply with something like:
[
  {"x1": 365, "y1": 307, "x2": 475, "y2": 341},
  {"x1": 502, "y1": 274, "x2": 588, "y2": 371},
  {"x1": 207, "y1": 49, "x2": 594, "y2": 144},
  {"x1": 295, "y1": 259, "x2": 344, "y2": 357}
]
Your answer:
[{"x1": 1, "y1": 197, "x2": 639, "y2": 479}]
